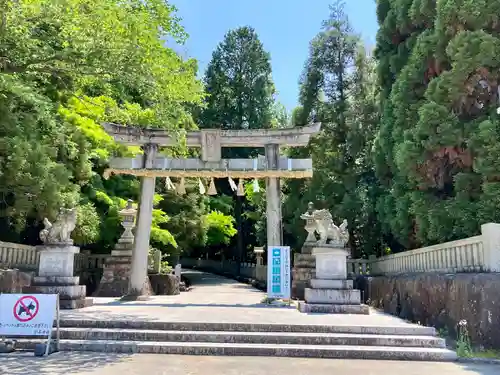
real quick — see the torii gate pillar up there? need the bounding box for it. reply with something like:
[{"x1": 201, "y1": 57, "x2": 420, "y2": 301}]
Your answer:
[
  {"x1": 265, "y1": 144, "x2": 282, "y2": 247},
  {"x1": 124, "y1": 144, "x2": 157, "y2": 299}
]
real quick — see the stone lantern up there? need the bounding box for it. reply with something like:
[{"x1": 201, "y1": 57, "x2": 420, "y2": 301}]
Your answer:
[
  {"x1": 117, "y1": 199, "x2": 137, "y2": 245},
  {"x1": 253, "y1": 246, "x2": 265, "y2": 282},
  {"x1": 300, "y1": 202, "x2": 317, "y2": 243},
  {"x1": 95, "y1": 199, "x2": 138, "y2": 297},
  {"x1": 254, "y1": 246, "x2": 264, "y2": 265}
]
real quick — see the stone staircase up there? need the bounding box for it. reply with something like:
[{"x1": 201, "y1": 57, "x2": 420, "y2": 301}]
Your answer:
[{"x1": 16, "y1": 319, "x2": 457, "y2": 361}]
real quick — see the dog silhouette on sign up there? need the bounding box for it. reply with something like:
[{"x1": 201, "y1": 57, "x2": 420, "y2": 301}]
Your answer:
[{"x1": 18, "y1": 301, "x2": 36, "y2": 316}]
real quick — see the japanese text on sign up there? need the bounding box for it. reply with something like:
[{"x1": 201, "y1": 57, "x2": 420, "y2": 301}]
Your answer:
[
  {"x1": 0, "y1": 294, "x2": 57, "y2": 337},
  {"x1": 267, "y1": 246, "x2": 291, "y2": 299}
]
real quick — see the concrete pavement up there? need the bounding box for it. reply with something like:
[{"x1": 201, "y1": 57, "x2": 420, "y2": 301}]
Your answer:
[
  {"x1": 59, "y1": 270, "x2": 431, "y2": 328},
  {"x1": 0, "y1": 352, "x2": 497, "y2": 375}
]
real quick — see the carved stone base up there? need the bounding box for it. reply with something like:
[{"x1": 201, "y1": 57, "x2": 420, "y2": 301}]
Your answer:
[
  {"x1": 121, "y1": 277, "x2": 154, "y2": 301},
  {"x1": 37, "y1": 245, "x2": 80, "y2": 278},
  {"x1": 25, "y1": 281, "x2": 93, "y2": 310},
  {"x1": 33, "y1": 276, "x2": 80, "y2": 286},
  {"x1": 94, "y1": 257, "x2": 132, "y2": 297},
  {"x1": 59, "y1": 297, "x2": 94, "y2": 310},
  {"x1": 299, "y1": 242, "x2": 315, "y2": 255},
  {"x1": 299, "y1": 245, "x2": 368, "y2": 315},
  {"x1": 30, "y1": 244, "x2": 93, "y2": 309}
]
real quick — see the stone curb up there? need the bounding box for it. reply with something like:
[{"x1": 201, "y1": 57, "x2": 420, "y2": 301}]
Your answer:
[
  {"x1": 13, "y1": 340, "x2": 457, "y2": 361},
  {"x1": 456, "y1": 357, "x2": 500, "y2": 365}
]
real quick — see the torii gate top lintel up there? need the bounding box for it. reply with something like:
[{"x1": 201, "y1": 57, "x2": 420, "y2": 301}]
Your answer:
[
  {"x1": 102, "y1": 122, "x2": 321, "y2": 178},
  {"x1": 102, "y1": 122, "x2": 321, "y2": 149}
]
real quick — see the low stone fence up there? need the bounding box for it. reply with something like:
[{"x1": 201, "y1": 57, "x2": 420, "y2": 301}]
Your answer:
[
  {"x1": 0, "y1": 242, "x2": 38, "y2": 270},
  {"x1": 0, "y1": 241, "x2": 111, "y2": 274},
  {"x1": 74, "y1": 253, "x2": 108, "y2": 273},
  {"x1": 369, "y1": 223, "x2": 500, "y2": 274},
  {"x1": 1, "y1": 244, "x2": 161, "y2": 275},
  {"x1": 181, "y1": 257, "x2": 370, "y2": 286},
  {"x1": 347, "y1": 258, "x2": 370, "y2": 276},
  {"x1": 181, "y1": 258, "x2": 263, "y2": 281}
]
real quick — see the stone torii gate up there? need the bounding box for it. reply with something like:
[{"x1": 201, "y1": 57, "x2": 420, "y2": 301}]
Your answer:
[{"x1": 102, "y1": 122, "x2": 321, "y2": 299}]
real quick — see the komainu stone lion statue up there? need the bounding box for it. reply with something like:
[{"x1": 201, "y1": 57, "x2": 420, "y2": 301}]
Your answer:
[
  {"x1": 312, "y1": 209, "x2": 349, "y2": 247},
  {"x1": 39, "y1": 208, "x2": 77, "y2": 245}
]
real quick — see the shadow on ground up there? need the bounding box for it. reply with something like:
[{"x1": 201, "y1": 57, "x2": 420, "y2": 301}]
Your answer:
[
  {"x1": 102, "y1": 301, "x2": 296, "y2": 309},
  {"x1": 457, "y1": 362, "x2": 500, "y2": 375},
  {"x1": 0, "y1": 352, "x2": 133, "y2": 375}
]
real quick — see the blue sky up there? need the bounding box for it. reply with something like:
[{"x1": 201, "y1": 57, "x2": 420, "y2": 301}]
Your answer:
[{"x1": 168, "y1": 0, "x2": 378, "y2": 111}]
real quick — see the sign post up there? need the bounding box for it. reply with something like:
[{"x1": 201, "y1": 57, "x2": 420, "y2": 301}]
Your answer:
[
  {"x1": 266, "y1": 246, "x2": 291, "y2": 300},
  {"x1": 0, "y1": 293, "x2": 60, "y2": 356}
]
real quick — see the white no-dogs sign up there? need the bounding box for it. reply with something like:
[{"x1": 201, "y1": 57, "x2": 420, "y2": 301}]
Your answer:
[{"x1": 0, "y1": 294, "x2": 57, "y2": 336}]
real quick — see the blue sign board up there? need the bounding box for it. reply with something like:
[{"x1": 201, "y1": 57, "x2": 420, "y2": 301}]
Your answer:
[{"x1": 266, "y1": 246, "x2": 291, "y2": 299}]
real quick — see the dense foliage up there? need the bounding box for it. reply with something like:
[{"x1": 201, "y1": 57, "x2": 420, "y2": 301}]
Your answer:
[
  {"x1": 282, "y1": 2, "x2": 382, "y2": 258},
  {"x1": 196, "y1": 26, "x2": 277, "y2": 261},
  {"x1": 373, "y1": 0, "x2": 500, "y2": 249},
  {"x1": 0, "y1": 0, "x2": 235, "y2": 260}
]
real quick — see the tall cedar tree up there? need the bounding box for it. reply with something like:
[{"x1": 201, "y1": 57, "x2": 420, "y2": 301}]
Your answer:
[
  {"x1": 283, "y1": 1, "x2": 383, "y2": 257},
  {"x1": 197, "y1": 26, "x2": 276, "y2": 259},
  {"x1": 373, "y1": 0, "x2": 500, "y2": 248}
]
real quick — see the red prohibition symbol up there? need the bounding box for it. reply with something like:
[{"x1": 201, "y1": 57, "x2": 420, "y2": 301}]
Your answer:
[{"x1": 13, "y1": 295, "x2": 39, "y2": 322}]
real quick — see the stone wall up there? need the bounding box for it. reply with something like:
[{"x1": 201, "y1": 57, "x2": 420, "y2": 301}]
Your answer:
[
  {"x1": 355, "y1": 273, "x2": 500, "y2": 349},
  {"x1": 0, "y1": 269, "x2": 33, "y2": 293}
]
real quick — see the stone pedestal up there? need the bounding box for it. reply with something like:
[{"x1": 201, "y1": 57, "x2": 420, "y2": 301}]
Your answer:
[
  {"x1": 26, "y1": 245, "x2": 93, "y2": 310},
  {"x1": 94, "y1": 244, "x2": 133, "y2": 297},
  {"x1": 291, "y1": 242, "x2": 315, "y2": 299},
  {"x1": 298, "y1": 245, "x2": 369, "y2": 314}
]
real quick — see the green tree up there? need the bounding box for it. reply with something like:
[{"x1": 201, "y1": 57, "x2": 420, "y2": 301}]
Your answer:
[
  {"x1": 0, "y1": 0, "x2": 203, "y2": 249},
  {"x1": 283, "y1": 1, "x2": 383, "y2": 257},
  {"x1": 1, "y1": 0, "x2": 202, "y2": 118},
  {"x1": 270, "y1": 102, "x2": 290, "y2": 128},
  {"x1": 199, "y1": 26, "x2": 275, "y2": 157},
  {"x1": 373, "y1": 0, "x2": 500, "y2": 248},
  {"x1": 205, "y1": 210, "x2": 237, "y2": 247},
  {"x1": 197, "y1": 26, "x2": 277, "y2": 264}
]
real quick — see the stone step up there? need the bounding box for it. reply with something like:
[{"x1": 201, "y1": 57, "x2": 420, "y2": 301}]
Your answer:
[
  {"x1": 295, "y1": 254, "x2": 315, "y2": 261},
  {"x1": 15, "y1": 339, "x2": 457, "y2": 361},
  {"x1": 293, "y1": 254, "x2": 315, "y2": 267},
  {"x1": 58, "y1": 319, "x2": 438, "y2": 336},
  {"x1": 310, "y1": 279, "x2": 353, "y2": 289},
  {"x1": 304, "y1": 288, "x2": 361, "y2": 304},
  {"x1": 298, "y1": 302, "x2": 369, "y2": 314},
  {"x1": 51, "y1": 328, "x2": 446, "y2": 348},
  {"x1": 293, "y1": 261, "x2": 315, "y2": 268}
]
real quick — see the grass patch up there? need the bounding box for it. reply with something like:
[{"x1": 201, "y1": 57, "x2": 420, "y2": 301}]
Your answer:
[
  {"x1": 260, "y1": 296, "x2": 292, "y2": 305},
  {"x1": 450, "y1": 320, "x2": 500, "y2": 359}
]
